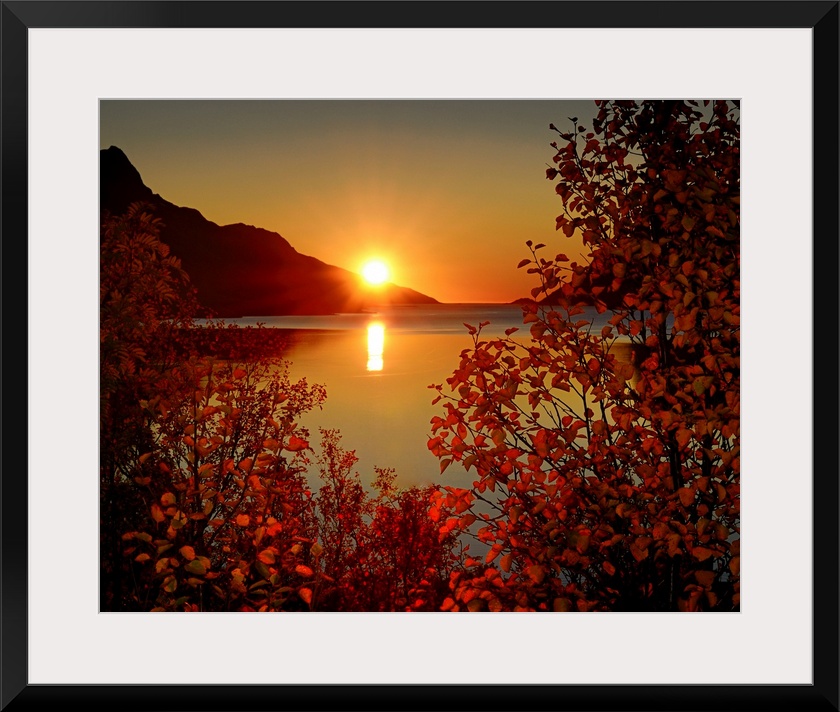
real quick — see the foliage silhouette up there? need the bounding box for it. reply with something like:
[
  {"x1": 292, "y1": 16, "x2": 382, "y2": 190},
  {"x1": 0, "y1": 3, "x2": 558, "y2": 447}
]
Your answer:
[{"x1": 429, "y1": 100, "x2": 740, "y2": 612}]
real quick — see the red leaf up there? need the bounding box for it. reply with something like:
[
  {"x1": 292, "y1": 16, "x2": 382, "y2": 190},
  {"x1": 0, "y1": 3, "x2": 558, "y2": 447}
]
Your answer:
[
  {"x1": 678, "y1": 488, "x2": 695, "y2": 508},
  {"x1": 285, "y1": 436, "x2": 309, "y2": 452},
  {"x1": 257, "y1": 549, "x2": 276, "y2": 565},
  {"x1": 692, "y1": 546, "x2": 714, "y2": 561}
]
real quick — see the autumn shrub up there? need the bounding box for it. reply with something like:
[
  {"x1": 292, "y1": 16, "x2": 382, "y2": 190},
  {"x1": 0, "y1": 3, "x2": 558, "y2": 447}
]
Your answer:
[
  {"x1": 100, "y1": 203, "x2": 203, "y2": 608},
  {"x1": 100, "y1": 204, "x2": 327, "y2": 611},
  {"x1": 429, "y1": 100, "x2": 739, "y2": 612},
  {"x1": 311, "y1": 430, "x2": 461, "y2": 611},
  {"x1": 118, "y1": 357, "x2": 327, "y2": 611}
]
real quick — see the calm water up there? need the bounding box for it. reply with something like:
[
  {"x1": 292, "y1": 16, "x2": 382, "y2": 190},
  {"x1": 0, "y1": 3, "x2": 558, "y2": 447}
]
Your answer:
[{"x1": 228, "y1": 304, "x2": 617, "y2": 491}]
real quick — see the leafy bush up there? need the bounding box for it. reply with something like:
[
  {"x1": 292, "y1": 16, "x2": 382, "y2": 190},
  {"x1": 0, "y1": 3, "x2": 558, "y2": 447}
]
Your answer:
[{"x1": 429, "y1": 101, "x2": 740, "y2": 612}]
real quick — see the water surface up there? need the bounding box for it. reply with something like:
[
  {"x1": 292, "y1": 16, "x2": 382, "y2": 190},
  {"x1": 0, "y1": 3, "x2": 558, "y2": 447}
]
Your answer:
[{"x1": 227, "y1": 304, "x2": 619, "y2": 490}]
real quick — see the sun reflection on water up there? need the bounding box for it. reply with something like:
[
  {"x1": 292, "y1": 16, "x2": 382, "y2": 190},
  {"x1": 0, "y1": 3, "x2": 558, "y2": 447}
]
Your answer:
[{"x1": 366, "y1": 322, "x2": 385, "y2": 372}]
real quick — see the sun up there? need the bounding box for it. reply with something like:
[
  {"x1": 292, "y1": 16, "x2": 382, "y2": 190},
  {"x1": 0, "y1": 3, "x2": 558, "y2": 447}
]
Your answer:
[{"x1": 361, "y1": 259, "x2": 389, "y2": 285}]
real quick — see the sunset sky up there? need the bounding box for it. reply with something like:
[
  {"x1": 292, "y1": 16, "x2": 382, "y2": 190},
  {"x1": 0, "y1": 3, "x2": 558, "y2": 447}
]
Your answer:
[{"x1": 99, "y1": 99, "x2": 599, "y2": 304}]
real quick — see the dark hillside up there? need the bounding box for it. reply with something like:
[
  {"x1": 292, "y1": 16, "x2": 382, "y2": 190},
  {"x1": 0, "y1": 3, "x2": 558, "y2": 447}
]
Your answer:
[{"x1": 101, "y1": 146, "x2": 439, "y2": 317}]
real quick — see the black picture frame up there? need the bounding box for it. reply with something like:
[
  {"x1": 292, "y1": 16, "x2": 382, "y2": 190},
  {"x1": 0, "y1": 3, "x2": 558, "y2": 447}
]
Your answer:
[{"x1": 3, "y1": 1, "x2": 838, "y2": 710}]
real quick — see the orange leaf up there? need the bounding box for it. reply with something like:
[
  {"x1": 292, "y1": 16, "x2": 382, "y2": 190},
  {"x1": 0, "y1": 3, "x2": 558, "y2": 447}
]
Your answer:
[
  {"x1": 299, "y1": 587, "x2": 313, "y2": 605},
  {"x1": 500, "y1": 554, "x2": 513, "y2": 573},
  {"x1": 527, "y1": 565, "x2": 546, "y2": 584},
  {"x1": 179, "y1": 546, "x2": 196, "y2": 561},
  {"x1": 695, "y1": 570, "x2": 716, "y2": 587},
  {"x1": 692, "y1": 546, "x2": 714, "y2": 561},
  {"x1": 285, "y1": 436, "x2": 309, "y2": 452},
  {"x1": 235, "y1": 514, "x2": 250, "y2": 527},
  {"x1": 675, "y1": 427, "x2": 692, "y2": 450},
  {"x1": 295, "y1": 564, "x2": 314, "y2": 578},
  {"x1": 257, "y1": 548, "x2": 276, "y2": 565},
  {"x1": 150, "y1": 504, "x2": 165, "y2": 523},
  {"x1": 678, "y1": 488, "x2": 695, "y2": 508}
]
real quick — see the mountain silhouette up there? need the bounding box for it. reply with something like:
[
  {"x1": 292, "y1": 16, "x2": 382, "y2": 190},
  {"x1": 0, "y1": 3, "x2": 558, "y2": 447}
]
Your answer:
[{"x1": 100, "y1": 146, "x2": 439, "y2": 317}]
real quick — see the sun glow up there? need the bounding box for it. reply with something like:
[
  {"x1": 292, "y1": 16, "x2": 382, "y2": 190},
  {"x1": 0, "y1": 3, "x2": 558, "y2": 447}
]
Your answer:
[
  {"x1": 366, "y1": 322, "x2": 385, "y2": 372},
  {"x1": 361, "y1": 259, "x2": 389, "y2": 285}
]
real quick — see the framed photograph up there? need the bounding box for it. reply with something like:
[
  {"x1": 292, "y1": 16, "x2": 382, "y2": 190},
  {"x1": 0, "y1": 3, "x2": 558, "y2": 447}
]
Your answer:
[{"x1": 5, "y1": 1, "x2": 837, "y2": 710}]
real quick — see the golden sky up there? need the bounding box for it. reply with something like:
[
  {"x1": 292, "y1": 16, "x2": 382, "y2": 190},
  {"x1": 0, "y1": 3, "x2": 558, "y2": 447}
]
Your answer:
[{"x1": 100, "y1": 99, "x2": 599, "y2": 303}]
